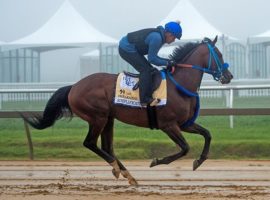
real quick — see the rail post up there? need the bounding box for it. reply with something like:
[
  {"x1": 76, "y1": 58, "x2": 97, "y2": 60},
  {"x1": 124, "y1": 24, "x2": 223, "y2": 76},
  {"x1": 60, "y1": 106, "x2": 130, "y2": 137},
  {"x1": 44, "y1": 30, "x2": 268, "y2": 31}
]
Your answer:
[
  {"x1": 229, "y1": 88, "x2": 234, "y2": 128},
  {"x1": 23, "y1": 119, "x2": 34, "y2": 160}
]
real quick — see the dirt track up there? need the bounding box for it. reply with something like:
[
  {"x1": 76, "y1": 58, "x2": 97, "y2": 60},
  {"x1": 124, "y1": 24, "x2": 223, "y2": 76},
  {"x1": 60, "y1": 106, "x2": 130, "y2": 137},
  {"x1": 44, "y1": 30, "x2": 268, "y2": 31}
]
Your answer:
[{"x1": 0, "y1": 160, "x2": 270, "y2": 200}]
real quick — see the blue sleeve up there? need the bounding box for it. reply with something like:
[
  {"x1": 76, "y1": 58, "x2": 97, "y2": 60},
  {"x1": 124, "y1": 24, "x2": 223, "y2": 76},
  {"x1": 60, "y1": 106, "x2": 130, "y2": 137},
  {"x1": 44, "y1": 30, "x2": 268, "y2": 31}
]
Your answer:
[
  {"x1": 119, "y1": 36, "x2": 137, "y2": 53},
  {"x1": 145, "y1": 32, "x2": 169, "y2": 66}
]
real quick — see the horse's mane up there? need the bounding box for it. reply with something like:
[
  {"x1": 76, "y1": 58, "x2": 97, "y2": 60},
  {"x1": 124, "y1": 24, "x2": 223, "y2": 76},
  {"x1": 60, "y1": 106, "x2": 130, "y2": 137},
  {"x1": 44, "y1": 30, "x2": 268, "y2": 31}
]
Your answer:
[{"x1": 169, "y1": 42, "x2": 200, "y2": 62}]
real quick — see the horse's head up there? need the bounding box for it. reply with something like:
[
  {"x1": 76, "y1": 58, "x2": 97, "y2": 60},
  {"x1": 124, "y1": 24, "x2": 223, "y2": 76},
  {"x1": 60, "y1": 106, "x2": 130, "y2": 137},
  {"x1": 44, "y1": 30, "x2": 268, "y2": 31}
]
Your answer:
[
  {"x1": 200, "y1": 36, "x2": 233, "y2": 84},
  {"x1": 170, "y1": 36, "x2": 233, "y2": 84}
]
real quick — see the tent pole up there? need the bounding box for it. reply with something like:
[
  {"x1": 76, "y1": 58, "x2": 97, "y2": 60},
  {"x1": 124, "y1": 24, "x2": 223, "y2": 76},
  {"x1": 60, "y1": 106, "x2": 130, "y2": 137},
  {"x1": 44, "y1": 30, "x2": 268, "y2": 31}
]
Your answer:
[
  {"x1": 99, "y1": 42, "x2": 102, "y2": 72},
  {"x1": 246, "y1": 38, "x2": 250, "y2": 78}
]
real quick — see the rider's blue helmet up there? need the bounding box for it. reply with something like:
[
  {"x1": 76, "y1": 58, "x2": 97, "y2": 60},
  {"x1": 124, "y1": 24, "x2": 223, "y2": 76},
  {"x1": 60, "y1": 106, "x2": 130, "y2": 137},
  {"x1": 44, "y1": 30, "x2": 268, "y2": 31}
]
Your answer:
[{"x1": 165, "y1": 21, "x2": 182, "y2": 39}]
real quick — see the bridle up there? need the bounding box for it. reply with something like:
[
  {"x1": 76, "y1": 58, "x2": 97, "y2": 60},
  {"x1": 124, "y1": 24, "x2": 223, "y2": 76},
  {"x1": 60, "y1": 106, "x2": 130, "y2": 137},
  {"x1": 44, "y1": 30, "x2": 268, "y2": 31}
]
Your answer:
[{"x1": 174, "y1": 39, "x2": 229, "y2": 81}]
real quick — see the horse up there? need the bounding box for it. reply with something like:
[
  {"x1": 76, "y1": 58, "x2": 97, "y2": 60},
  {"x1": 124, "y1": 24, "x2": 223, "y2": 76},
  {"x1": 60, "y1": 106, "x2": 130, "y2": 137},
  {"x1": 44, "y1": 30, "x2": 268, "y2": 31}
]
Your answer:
[{"x1": 22, "y1": 36, "x2": 233, "y2": 185}]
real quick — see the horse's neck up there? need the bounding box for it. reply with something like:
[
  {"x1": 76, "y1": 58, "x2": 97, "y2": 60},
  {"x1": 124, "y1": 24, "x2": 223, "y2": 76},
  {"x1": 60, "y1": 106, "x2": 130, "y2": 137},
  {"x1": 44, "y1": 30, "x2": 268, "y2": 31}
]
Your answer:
[
  {"x1": 173, "y1": 67, "x2": 203, "y2": 93},
  {"x1": 173, "y1": 45, "x2": 206, "y2": 93}
]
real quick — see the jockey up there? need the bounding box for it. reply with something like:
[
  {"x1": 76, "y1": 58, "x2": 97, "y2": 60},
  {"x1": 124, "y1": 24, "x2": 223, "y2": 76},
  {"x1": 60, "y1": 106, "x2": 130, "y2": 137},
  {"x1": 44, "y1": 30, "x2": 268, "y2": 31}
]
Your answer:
[{"x1": 118, "y1": 21, "x2": 182, "y2": 106}]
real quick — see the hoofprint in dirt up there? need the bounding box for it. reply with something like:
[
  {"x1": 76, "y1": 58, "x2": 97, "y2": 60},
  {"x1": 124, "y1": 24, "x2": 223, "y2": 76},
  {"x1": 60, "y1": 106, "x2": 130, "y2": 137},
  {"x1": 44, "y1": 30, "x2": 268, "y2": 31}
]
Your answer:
[{"x1": 0, "y1": 160, "x2": 269, "y2": 200}]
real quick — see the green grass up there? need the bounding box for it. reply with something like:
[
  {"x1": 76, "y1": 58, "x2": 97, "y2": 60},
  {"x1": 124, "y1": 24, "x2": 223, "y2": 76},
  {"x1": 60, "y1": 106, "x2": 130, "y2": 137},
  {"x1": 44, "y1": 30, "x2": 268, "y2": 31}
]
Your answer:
[
  {"x1": 0, "y1": 115, "x2": 270, "y2": 161},
  {"x1": 2, "y1": 100, "x2": 48, "y2": 111}
]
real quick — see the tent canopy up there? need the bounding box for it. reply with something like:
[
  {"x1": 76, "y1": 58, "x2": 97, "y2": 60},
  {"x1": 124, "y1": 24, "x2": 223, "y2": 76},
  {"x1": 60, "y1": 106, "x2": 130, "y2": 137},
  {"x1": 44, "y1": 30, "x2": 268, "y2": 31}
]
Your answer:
[
  {"x1": 5, "y1": 0, "x2": 116, "y2": 52},
  {"x1": 159, "y1": 0, "x2": 223, "y2": 41},
  {"x1": 81, "y1": 49, "x2": 100, "y2": 58},
  {"x1": 250, "y1": 29, "x2": 270, "y2": 44}
]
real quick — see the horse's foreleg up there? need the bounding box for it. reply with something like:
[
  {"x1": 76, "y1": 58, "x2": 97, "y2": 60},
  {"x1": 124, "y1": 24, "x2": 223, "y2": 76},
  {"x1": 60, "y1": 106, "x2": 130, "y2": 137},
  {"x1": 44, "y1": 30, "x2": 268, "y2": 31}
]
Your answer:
[
  {"x1": 101, "y1": 118, "x2": 138, "y2": 185},
  {"x1": 150, "y1": 124, "x2": 189, "y2": 168},
  {"x1": 182, "y1": 123, "x2": 212, "y2": 171}
]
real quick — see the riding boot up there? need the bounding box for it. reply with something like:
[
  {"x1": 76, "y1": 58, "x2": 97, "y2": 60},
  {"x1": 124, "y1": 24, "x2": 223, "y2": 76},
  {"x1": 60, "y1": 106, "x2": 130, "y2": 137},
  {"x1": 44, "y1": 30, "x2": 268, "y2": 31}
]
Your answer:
[{"x1": 139, "y1": 69, "x2": 153, "y2": 105}]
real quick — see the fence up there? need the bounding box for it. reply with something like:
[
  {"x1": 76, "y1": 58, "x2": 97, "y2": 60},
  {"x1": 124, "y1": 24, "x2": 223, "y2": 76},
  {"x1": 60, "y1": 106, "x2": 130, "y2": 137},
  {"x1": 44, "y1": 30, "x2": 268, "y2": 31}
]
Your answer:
[{"x1": 1, "y1": 84, "x2": 270, "y2": 110}]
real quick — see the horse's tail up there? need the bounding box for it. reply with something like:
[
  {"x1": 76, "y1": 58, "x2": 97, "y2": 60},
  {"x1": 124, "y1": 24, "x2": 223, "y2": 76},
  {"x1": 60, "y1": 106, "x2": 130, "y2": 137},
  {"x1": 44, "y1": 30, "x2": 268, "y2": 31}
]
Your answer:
[{"x1": 21, "y1": 85, "x2": 73, "y2": 130}]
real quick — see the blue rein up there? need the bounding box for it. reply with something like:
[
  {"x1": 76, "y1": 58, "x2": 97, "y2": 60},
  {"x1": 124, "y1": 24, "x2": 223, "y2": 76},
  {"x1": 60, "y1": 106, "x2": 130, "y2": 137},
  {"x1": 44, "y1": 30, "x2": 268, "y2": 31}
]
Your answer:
[{"x1": 166, "y1": 71, "x2": 200, "y2": 128}]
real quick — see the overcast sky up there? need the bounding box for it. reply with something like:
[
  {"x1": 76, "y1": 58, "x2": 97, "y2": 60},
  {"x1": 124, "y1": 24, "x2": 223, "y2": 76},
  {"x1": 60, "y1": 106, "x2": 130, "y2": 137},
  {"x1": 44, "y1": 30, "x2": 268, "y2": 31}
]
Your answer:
[{"x1": 0, "y1": 0, "x2": 270, "y2": 42}]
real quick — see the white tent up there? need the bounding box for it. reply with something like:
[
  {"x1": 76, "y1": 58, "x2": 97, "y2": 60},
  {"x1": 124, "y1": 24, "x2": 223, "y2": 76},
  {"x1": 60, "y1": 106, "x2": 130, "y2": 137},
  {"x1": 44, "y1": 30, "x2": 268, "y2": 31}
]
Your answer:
[
  {"x1": 81, "y1": 49, "x2": 100, "y2": 58},
  {"x1": 1, "y1": 0, "x2": 118, "y2": 82},
  {"x1": 250, "y1": 30, "x2": 270, "y2": 44},
  {"x1": 5, "y1": 0, "x2": 117, "y2": 52},
  {"x1": 159, "y1": 0, "x2": 224, "y2": 41}
]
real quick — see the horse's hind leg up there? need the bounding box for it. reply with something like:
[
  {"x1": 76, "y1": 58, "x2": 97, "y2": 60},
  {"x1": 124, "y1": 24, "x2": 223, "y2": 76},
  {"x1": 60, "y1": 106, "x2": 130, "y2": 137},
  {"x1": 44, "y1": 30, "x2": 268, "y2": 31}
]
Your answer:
[
  {"x1": 83, "y1": 119, "x2": 116, "y2": 167},
  {"x1": 182, "y1": 123, "x2": 212, "y2": 171},
  {"x1": 100, "y1": 117, "x2": 121, "y2": 178},
  {"x1": 150, "y1": 123, "x2": 190, "y2": 167},
  {"x1": 101, "y1": 117, "x2": 138, "y2": 185}
]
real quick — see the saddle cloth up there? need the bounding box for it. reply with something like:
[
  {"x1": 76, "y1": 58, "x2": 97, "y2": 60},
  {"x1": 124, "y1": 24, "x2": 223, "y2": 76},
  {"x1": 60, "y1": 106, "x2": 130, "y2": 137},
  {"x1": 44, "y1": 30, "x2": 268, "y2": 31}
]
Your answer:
[{"x1": 114, "y1": 72, "x2": 167, "y2": 107}]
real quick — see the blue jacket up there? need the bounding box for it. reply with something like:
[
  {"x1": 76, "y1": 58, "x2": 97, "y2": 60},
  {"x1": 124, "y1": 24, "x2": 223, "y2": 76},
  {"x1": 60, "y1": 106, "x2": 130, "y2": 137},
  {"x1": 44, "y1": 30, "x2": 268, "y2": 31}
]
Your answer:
[{"x1": 119, "y1": 26, "x2": 168, "y2": 66}]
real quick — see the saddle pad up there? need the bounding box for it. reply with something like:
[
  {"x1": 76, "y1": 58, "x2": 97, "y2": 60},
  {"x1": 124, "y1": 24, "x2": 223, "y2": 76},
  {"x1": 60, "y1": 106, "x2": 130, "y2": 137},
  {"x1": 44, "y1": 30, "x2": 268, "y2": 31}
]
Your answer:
[{"x1": 114, "y1": 72, "x2": 167, "y2": 107}]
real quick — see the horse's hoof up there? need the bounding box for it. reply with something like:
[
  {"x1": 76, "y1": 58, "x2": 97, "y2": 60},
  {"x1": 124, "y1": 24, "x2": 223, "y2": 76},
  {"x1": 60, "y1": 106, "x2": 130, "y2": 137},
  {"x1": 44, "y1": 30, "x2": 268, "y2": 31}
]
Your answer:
[
  {"x1": 193, "y1": 158, "x2": 206, "y2": 171},
  {"x1": 121, "y1": 170, "x2": 138, "y2": 186},
  {"x1": 112, "y1": 168, "x2": 120, "y2": 179},
  {"x1": 129, "y1": 178, "x2": 138, "y2": 186},
  {"x1": 150, "y1": 158, "x2": 158, "y2": 168},
  {"x1": 193, "y1": 160, "x2": 200, "y2": 171}
]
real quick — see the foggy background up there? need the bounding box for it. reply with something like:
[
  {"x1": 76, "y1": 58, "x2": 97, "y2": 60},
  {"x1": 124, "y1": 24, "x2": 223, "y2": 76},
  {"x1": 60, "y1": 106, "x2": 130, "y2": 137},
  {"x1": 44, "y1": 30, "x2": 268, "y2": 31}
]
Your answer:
[
  {"x1": 0, "y1": 0, "x2": 269, "y2": 41},
  {"x1": 1, "y1": 0, "x2": 270, "y2": 82}
]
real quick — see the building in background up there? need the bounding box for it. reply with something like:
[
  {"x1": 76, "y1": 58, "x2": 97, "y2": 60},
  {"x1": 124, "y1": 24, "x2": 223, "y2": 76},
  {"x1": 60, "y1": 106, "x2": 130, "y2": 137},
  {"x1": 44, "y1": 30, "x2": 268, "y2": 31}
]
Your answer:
[{"x1": 0, "y1": 49, "x2": 40, "y2": 83}]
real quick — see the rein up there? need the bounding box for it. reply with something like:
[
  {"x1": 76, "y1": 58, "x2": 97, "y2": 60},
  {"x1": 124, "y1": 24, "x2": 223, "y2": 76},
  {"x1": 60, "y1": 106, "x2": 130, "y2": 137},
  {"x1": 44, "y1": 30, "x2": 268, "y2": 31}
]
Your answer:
[
  {"x1": 176, "y1": 63, "x2": 214, "y2": 74},
  {"x1": 166, "y1": 71, "x2": 200, "y2": 128}
]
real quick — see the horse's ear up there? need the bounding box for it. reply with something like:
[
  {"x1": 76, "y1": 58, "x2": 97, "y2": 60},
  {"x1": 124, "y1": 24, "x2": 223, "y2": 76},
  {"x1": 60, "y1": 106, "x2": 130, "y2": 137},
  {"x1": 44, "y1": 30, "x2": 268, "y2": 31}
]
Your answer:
[{"x1": 213, "y1": 35, "x2": 218, "y2": 44}]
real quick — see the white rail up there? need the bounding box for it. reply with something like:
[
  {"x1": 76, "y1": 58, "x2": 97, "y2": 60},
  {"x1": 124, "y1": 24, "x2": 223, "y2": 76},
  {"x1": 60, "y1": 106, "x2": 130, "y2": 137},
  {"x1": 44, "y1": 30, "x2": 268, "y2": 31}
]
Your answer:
[
  {"x1": 0, "y1": 84, "x2": 269, "y2": 93},
  {"x1": 200, "y1": 84, "x2": 270, "y2": 90}
]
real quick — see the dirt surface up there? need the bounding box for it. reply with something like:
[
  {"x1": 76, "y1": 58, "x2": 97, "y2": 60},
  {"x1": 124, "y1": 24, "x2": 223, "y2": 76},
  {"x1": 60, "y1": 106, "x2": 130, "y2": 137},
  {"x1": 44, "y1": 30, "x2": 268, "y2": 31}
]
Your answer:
[{"x1": 0, "y1": 160, "x2": 270, "y2": 200}]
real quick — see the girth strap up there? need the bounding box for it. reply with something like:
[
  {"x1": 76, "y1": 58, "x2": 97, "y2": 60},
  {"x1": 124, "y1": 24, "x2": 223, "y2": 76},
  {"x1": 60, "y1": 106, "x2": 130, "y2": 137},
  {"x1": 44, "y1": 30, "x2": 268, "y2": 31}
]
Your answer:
[{"x1": 146, "y1": 105, "x2": 159, "y2": 129}]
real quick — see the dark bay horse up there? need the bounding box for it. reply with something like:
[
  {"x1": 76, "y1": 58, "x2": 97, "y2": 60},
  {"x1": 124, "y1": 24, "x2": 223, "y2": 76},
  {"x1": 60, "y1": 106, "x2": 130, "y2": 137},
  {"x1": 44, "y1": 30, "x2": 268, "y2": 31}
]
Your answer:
[{"x1": 22, "y1": 36, "x2": 233, "y2": 185}]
